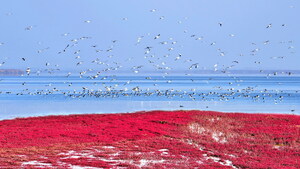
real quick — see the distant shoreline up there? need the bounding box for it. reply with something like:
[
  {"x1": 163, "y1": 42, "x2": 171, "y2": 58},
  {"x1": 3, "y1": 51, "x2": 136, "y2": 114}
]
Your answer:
[
  {"x1": 1, "y1": 69, "x2": 300, "y2": 76},
  {"x1": 0, "y1": 69, "x2": 24, "y2": 76}
]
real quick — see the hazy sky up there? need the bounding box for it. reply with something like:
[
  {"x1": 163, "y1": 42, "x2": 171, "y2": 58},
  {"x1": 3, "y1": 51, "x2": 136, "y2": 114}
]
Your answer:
[{"x1": 0, "y1": 0, "x2": 299, "y2": 74}]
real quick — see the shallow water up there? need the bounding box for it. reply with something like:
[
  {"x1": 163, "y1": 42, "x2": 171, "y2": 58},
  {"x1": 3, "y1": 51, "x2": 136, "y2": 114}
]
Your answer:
[{"x1": 0, "y1": 75, "x2": 299, "y2": 120}]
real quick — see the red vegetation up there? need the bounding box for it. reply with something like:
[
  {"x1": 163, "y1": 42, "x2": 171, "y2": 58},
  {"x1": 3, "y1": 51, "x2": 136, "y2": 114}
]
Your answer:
[{"x1": 0, "y1": 110, "x2": 299, "y2": 168}]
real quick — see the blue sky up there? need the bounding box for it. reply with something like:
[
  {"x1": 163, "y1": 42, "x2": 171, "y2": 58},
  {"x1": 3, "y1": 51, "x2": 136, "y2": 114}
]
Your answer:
[{"x1": 0, "y1": 0, "x2": 299, "y2": 74}]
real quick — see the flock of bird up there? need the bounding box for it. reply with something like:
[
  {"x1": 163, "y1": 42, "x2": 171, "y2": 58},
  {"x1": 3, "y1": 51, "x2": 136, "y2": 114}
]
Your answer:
[{"x1": 0, "y1": 8, "x2": 298, "y2": 111}]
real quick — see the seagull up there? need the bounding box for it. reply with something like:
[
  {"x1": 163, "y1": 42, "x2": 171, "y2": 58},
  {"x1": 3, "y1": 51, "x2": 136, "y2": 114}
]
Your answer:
[
  {"x1": 58, "y1": 44, "x2": 70, "y2": 54},
  {"x1": 76, "y1": 61, "x2": 83, "y2": 66},
  {"x1": 214, "y1": 64, "x2": 218, "y2": 71},
  {"x1": 61, "y1": 33, "x2": 70, "y2": 36},
  {"x1": 189, "y1": 63, "x2": 199, "y2": 69},
  {"x1": 74, "y1": 50, "x2": 80, "y2": 54},
  {"x1": 175, "y1": 54, "x2": 182, "y2": 61},
  {"x1": 25, "y1": 26, "x2": 34, "y2": 30},
  {"x1": 132, "y1": 86, "x2": 140, "y2": 92},
  {"x1": 26, "y1": 67, "x2": 31, "y2": 75},
  {"x1": 195, "y1": 37, "x2": 203, "y2": 40},
  {"x1": 66, "y1": 72, "x2": 71, "y2": 77},
  {"x1": 154, "y1": 34, "x2": 160, "y2": 39},
  {"x1": 136, "y1": 36, "x2": 144, "y2": 44},
  {"x1": 263, "y1": 40, "x2": 270, "y2": 45},
  {"x1": 266, "y1": 23, "x2": 272, "y2": 28}
]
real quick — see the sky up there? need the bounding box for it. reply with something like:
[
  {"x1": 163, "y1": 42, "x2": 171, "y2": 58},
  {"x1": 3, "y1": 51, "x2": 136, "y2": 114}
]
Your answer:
[{"x1": 0, "y1": 0, "x2": 299, "y2": 75}]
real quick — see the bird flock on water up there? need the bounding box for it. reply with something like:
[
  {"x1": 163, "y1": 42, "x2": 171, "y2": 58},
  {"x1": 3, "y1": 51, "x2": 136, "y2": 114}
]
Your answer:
[{"x1": 0, "y1": 8, "x2": 298, "y2": 112}]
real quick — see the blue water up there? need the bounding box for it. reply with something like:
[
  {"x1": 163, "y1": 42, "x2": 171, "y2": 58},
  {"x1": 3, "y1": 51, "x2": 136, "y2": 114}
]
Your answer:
[{"x1": 0, "y1": 75, "x2": 299, "y2": 120}]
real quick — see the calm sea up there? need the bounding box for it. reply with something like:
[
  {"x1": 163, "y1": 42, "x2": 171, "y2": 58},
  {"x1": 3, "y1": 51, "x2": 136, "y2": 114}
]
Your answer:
[{"x1": 0, "y1": 75, "x2": 299, "y2": 120}]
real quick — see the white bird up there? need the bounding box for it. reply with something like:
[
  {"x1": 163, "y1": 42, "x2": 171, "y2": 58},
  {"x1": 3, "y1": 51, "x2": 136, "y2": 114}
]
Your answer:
[
  {"x1": 154, "y1": 34, "x2": 160, "y2": 39},
  {"x1": 25, "y1": 26, "x2": 34, "y2": 30},
  {"x1": 132, "y1": 86, "x2": 140, "y2": 92},
  {"x1": 61, "y1": 33, "x2": 70, "y2": 36},
  {"x1": 266, "y1": 23, "x2": 272, "y2": 28},
  {"x1": 189, "y1": 63, "x2": 199, "y2": 69},
  {"x1": 26, "y1": 67, "x2": 31, "y2": 75},
  {"x1": 175, "y1": 54, "x2": 182, "y2": 61}
]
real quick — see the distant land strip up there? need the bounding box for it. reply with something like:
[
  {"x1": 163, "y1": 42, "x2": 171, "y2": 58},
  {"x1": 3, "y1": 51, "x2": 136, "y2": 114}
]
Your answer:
[{"x1": 0, "y1": 69, "x2": 24, "y2": 76}]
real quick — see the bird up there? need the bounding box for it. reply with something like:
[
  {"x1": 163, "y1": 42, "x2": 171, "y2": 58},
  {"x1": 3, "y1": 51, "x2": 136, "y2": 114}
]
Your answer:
[
  {"x1": 154, "y1": 34, "x2": 161, "y2": 39},
  {"x1": 132, "y1": 87, "x2": 140, "y2": 92},
  {"x1": 26, "y1": 67, "x2": 31, "y2": 75},
  {"x1": 189, "y1": 63, "x2": 199, "y2": 69},
  {"x1": 25, "y1": 26, "x2": 34, "y2": 30},
  {"x1": 175, "y1": 54, "x2": 182, "y2": 61},
  {"x1": 76, "y1": 61, "x2": 83, "y2": 66},
  {"x1": 61, "y1": 33, "x2": 70, "y2": 36}
]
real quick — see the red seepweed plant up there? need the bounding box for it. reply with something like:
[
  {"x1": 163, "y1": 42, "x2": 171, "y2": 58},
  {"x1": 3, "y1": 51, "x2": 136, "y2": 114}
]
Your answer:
[{"x1": 0, "y1": 110, "x2": 299, "y2": 168}]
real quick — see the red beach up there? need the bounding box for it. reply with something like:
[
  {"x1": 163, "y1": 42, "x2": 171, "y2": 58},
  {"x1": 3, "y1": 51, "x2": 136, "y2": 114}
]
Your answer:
[{"x1": 0, "y1": 110, "x2": 299, "y2": 168}]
